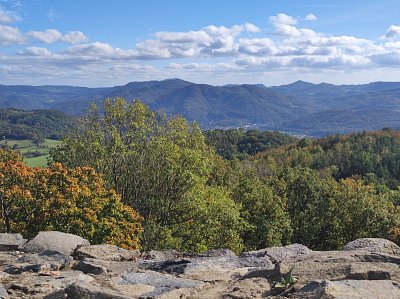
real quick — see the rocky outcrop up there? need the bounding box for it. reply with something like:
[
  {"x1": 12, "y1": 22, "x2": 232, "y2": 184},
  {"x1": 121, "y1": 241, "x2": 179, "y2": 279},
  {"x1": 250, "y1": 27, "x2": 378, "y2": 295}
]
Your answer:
[{"x1": 0, "y1": 232, "x2": 398, "y2": 298}]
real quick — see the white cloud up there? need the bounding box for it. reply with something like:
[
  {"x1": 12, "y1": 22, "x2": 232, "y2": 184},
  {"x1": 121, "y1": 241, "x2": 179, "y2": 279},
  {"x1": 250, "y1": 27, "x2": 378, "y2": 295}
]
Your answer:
[
  {"x1": 28, "y1": 29, "x2": 62, "y2": 43},
  {"x1": 62, "y1": 31, "x2": 88, "y2": 44},
  {"x1": 269, "y1": 13, "x2": 297, "y2": 25},
  {"x1": 386, "y1": 25, "x2": 400, "y2": 39},
  {"x1": 17, "y1": 46, "x2": 52, "y2": 56},
  {"x1": 0, "y1": 24, "x2": 25, "y2": 45},
  {"x1": 134, "y1": 23, "x2": 259, "y2": 59},
  {"x1": 3, "y1": 13, "x2": 400, "y2": 86},
  {"x1": 0, "y1": 8, "x2": 18, "y2": 23},
  {"x1": 305, "y1": 13, "x2": 317, "y2": 21},
  {"x1": 28, "y1": 29, "x2": 88, "y2": 44}
]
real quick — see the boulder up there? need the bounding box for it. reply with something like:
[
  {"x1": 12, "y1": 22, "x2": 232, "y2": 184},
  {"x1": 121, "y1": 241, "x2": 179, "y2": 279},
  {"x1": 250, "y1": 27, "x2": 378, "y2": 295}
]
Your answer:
[
  {"x1": 296, "y1": 279, "x2": 400, "y2": 299},
  {"x1": 74, "y1": 244, "x2": 138, "y2": 261},
  {"x1": 344, "y1": 238, "x2": 400, "y2": 255},
  {"x1": 74, "y1": 259, "x2": 108, "y2": 275},
  {"x1": 21, "y1": 231, "x2": 89, "y2": 256},
  {"x1": 0, "y1": 233, "x2": 26, "y2": 251}
]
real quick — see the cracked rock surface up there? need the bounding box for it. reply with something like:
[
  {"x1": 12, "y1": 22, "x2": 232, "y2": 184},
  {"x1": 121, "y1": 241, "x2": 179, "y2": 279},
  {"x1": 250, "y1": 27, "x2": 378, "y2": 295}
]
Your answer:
[{"x1": 0, "y1": 232, "x2": 398, "y2": 298}]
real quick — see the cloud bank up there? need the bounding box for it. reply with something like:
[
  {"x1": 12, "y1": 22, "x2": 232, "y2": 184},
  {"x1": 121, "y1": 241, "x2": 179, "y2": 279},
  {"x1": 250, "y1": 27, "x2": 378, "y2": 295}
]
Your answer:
[{"x1": 1, "y1": 12, "x2": 400, "y2": 86}]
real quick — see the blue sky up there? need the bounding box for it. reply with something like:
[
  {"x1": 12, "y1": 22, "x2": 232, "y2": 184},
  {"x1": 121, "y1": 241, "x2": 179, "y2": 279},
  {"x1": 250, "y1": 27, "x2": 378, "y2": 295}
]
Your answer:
[{"x1": 1, "y1": 0, "x2": 400, "y2": 86}]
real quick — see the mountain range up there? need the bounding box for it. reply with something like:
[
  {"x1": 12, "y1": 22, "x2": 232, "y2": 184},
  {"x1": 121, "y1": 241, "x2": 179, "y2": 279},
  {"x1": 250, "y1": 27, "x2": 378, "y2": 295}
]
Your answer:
[{"x1": 1, "y1": 79, "x2": 400, "y2": 136}]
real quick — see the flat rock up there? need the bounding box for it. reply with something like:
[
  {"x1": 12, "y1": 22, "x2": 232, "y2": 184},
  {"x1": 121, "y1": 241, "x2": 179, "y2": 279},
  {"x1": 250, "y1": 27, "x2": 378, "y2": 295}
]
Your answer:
[
  {"x1": 197, "y1": 249, "x2": 237, "y2": 258},
  {"x1": 4, "y1": 250, "x2": 72, "y2": 274},
  {"x1": 295, "y1": 279, "x2": 400, "y2": 299},
  {"x1": 141, "y1": 249, "x2": 183, "y2": 260},
  {"x1": 74, "y1": 244, "x2": 139, "y2": 261},
  {"x1": 44, "y1": 282, "x2": 132, "y2": 299},
  {"x1": 344, "y1": 238, "x2": 400, "y2": 255},
  {"x1": 21, "y1": 231, "x2": 89, "y2": 256},
  {"x1": 277, "y1": 250, "x2": 400, "y2": 285},
  {"x1": 74, "y1": 258, "x2": 137, "y2": 275},
  {"x1": 240, "y1": 243, "x2": 312, "y2": 261},
  {"x1": 6, "y1": 270, "x2": 94, "y2": 298},
  {"x1": 0, "y1": 233, "x2": 27, "y2": 251},
  {"x1": 115, "y1": 270, "x2": 203, "y2": 297}
]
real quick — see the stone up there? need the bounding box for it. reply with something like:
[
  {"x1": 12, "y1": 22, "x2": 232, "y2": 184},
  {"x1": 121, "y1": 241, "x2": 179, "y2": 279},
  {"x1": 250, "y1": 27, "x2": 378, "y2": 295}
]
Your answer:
[
  {"x1": 74, "y1": 244, "x2": 139, "y2": 262},
  {"x1": 74, "y1": 258, "x2": 137, "y2": 274},
  {"x1": 21, "y1": 231, "x2": 90, "y2": 256},
  {"x1": 0, "y1": 233, "x2": 27, "y2": 251},
  {"x1": 115, "y1": 270, "x2": 203, "y2": 297},
  {"x1": 6, "y1": 271, "x2": 94, "y2": 298},
  {"x1": 74, "y1": 259, "x2": 107, "y2": 275},
  {"x1": 4, "y1": 250, "x2": 72, "y2": 274},
  {"x1": 199, "y1": 248, "x2": 237, "y2": 258},
  {"x1": 296, "y1": 279, "x2": 400, "y2": 299},
  {"x1": 240, "y1": 243, "x2": 312, "y2": 261},
  {"x1": 44, "y1": 282, "x2": 133, "y2": 299},
  {"x1": 0, "y1": 285, "x2": 8, "y2": 299},
  {"x1": 139, "y1": 258, "x2": 191, "y2": 274},
  {"x1": 141, "y1": 249, "x2": 183, "y2": 260},
  {"x1": 344, "y1": 238, "x2": 400, "y2": 255}
]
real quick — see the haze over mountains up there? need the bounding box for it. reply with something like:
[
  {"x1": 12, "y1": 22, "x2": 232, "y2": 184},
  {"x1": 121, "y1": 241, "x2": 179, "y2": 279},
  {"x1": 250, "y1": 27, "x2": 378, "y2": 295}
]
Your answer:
[{"x1": 1, "y1": 79, "x2": 400, "y2": 136}]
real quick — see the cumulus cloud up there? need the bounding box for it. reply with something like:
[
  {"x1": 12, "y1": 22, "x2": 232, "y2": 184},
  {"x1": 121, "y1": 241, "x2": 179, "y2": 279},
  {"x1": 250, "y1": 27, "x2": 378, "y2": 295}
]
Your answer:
[
  {"x1": 269, "y1": 13, "x2": 297, "y2": 25},
  {"x1": 386, "y1": 25, "x2": 400, "y2": 39},
  {"x1": 17, "y1": 46, "x2": 52, "y2": 56},
  {"x1": 28, "y1": 29, "x2": 88, "y2": 44},
  {"x1": 0, "y1": 24, "x2": 25, "y2": 45},
  {"x1": 305, "y1": 13, "x2": 317, "y2": 21},
  {"x1": 134, "y1": 23, "x2": 260, "y2": 59},
  {"x1": 4, "y1": 13, "x2": 400, "y2": 85},
  {"x1": 0, "y1": 8, "x2": 18, "y2": 23}
]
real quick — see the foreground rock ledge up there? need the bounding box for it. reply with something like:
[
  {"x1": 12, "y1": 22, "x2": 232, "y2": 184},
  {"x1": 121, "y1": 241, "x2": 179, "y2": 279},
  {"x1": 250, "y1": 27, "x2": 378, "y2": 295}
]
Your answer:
[{"x1": 0, "y1": 231, "x2": 398, "y2": 298}]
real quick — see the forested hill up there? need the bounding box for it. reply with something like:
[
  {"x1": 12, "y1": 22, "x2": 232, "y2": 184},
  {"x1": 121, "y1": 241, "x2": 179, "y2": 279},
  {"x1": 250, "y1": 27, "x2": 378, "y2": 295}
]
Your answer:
[
  {"x1": 1, "y1": 79, "x2": 400, "y2": 136},
  {"x1": 251, "y1": 129, "x2": 400, "y2": 189},
  {"x1": 0, "y1": 108, "x2": 75, "y2": 140}
]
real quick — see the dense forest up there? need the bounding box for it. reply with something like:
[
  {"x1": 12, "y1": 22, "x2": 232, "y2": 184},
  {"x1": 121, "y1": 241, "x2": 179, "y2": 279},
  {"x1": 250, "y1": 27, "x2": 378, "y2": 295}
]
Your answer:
[
  {"x1": 0, "y1": 108, "x2": 75, "y2": 140},
  {"x1": 1, "y1": 98, "x2": 399, "y2": 252}
]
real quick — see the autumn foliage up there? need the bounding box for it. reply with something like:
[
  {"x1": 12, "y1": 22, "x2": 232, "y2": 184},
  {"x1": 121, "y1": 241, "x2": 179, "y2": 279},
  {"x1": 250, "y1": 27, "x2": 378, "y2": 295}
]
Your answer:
[{"x1": 0, "y1": 149, "x2": 142, "y2": 249}]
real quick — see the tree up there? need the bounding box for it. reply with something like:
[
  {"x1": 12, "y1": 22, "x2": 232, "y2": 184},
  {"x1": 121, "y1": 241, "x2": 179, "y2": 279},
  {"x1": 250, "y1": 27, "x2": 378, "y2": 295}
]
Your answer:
[
  {"x1": 51, "y1": 98, "x2": 243, "y2": 252},
  {"x1": 232, "y1": 174, "x2": 292, "y2": 250},
  {"x1": 281, "y1": 167, "x2": 399, "y2": 250},
  {"x1": 0, "y1": 148, "x2": 143, "y2": 249}
]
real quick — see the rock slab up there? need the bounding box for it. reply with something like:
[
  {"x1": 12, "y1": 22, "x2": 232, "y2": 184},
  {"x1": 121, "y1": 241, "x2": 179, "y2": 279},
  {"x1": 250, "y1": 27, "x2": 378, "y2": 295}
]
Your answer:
[
  {"x1": 21, "y1": 231, "x2": 90, "y2": 255},
  {"x1": 0, "y1": 233, "x2": 26, "y2": 251}
]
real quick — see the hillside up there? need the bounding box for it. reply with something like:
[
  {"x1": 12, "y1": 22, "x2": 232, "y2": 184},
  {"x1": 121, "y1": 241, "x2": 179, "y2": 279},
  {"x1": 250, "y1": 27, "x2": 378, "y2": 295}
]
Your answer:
[
  {"x1": 0, "y1": 108, "x2": 75, "y2": 140},
  {"x1": 1, "y1": 79, "x2": 400, "y2": 136}
]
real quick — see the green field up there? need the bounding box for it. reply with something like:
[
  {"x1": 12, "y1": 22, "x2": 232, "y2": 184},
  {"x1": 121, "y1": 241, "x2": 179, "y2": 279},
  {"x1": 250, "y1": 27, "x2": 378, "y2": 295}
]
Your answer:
[{"x1": 0, "y1": 138, "x2": 61, "y2": 167}]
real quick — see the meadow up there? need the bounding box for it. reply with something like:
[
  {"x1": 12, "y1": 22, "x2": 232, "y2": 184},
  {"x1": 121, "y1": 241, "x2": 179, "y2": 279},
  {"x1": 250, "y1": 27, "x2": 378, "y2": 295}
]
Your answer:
[{"x1": 0, "y1": 138, "x2": 60, "y2": 167}]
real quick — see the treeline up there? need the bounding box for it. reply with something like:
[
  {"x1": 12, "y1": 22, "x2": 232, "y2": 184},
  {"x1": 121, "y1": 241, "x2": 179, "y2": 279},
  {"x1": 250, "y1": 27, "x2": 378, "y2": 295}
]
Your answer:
[
  {"x1": 0, "y1": 108, "x2": 75, "y2": 140},
  {"x1": 251, "y1": 129, "x2": 400, "y2": 189},
  {"x1": 1, "y1": 99, "x2": 399, "y2": 253},
  {"x1": 204, "y1": 128, "x2": 298, "y2": 160}
]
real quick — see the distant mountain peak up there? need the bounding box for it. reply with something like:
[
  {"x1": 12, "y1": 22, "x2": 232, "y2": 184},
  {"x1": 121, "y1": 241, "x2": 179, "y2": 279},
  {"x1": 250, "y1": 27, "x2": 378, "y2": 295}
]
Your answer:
[{"x1": 289, "y1": 80, "x2": 315, "y2": 87}]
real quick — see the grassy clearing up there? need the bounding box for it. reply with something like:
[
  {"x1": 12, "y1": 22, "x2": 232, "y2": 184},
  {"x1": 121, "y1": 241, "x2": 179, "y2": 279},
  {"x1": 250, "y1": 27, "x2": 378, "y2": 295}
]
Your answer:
[{"x1": 0, "y1": 138, "x2": 61, "y2": 167}]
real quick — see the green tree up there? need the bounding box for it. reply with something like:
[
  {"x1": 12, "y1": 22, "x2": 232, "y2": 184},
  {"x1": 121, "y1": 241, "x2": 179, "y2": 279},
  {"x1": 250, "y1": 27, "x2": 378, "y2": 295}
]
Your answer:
[
  {"x1": 232, "y1": 174, "x2": 292, "y2": 250},
  {"x1": 51, "y1": 98, "x2": 243, "y2": 252}
]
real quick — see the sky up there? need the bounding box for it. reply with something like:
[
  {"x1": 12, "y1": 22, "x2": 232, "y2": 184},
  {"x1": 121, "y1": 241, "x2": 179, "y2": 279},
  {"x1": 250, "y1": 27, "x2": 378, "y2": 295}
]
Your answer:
[{"x1": 1, "y1": 0, "x2": 400, "y2": 87}]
